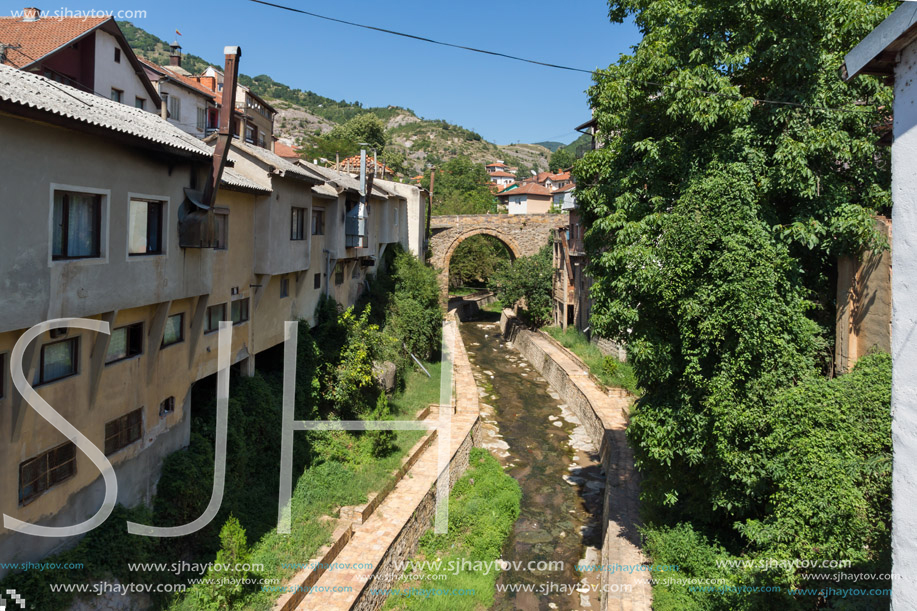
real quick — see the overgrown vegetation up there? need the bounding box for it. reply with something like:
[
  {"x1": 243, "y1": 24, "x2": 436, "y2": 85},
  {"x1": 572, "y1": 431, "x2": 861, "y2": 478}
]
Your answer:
[
  {"x1": 419, "y1": 157, "x2": 497, "y2": 215},
  {"x1": 542, "y1": 326, "x2": 639, "y2": 394},
  {"x1": 383, "y1": 449, "x2": 521, "y2": 611},
  {"x1": 574, "y1": 0, "x2": 896, "y2": 607},
  {"x1": 2, "y1": 250, "x2": 444, "y2": 610},
  {"x1": 489, "y1": 243, "x2": 553, "y2": 327},
  {"x1": 448, "y1": 235, "x2": 513, "y2": 290}
]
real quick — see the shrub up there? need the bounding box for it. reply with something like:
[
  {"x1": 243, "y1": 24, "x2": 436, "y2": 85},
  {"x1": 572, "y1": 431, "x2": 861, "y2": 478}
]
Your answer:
[{"x1": 489, "y1": 243, "x2": 553, "y2": 328}]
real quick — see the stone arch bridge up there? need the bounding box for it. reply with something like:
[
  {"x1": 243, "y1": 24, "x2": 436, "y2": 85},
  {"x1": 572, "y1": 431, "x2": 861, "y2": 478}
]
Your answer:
[{"x1": 430, "y1": 213, "x2": 568, "y2": 293}]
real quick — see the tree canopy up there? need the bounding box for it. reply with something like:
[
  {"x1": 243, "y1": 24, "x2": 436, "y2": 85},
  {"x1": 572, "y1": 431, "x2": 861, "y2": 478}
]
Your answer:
[
  {"x1": 421, "y1": 156, "x2": 496, "y2": 215},
  {"x1": 573, "y1": 0, "x2": 896, "y2": 605}
]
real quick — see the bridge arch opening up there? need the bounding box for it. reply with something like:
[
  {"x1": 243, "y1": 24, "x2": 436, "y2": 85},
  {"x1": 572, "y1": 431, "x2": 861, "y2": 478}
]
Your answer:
[{"x1": 441, "y1": 229, "x2": 522, "y2": 296}]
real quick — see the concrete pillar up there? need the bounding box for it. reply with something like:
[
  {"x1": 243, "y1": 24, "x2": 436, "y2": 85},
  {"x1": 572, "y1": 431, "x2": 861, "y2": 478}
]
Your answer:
[{"x1": 891, "y1": 40, "x2": 917, "y2": 611}]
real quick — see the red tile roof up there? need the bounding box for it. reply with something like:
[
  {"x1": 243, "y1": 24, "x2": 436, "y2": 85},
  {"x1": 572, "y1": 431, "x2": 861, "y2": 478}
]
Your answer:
[
  {"x1": 548, "y1": 171, "x2": 571, "y2": 181},
  {"x1": 497, "y1": 182, "x2": 553, "y2": 198},
  {"x1": 0, "y1": 14, "x2": 109, "y2": 68},
  {"x1": 274, "y1": 140, "x2": 300, "y2": 160},
  {"x1": 553, "y1": 183, "x2": 576, "y2": 193},
  {"x1": 486, "y1": 161, "x2": 507, "y2": 168},
  {"x1": 488, "y1": 170, "x2": 516, "y2": 178},
  {"x1": 338, "y1": 154, "x2": 395, "y2": 176}
]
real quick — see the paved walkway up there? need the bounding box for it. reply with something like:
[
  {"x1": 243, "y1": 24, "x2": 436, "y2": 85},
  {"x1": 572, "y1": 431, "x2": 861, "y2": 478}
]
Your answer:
[{"x1": 293, "y1": 315, "x2": 481, "y2": 611}]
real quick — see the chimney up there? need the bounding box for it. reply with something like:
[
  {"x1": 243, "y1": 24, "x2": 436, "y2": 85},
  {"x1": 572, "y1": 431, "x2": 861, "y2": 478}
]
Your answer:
[
  {"x1": 22, "y1": 7, "x2": 40, "y2": 21},
  {"x1": 200, "y1": 46, "x2": 241, "y2": 209},
  {"x1": 169, "y1": 41, "x2": 182, "y2": 67}
]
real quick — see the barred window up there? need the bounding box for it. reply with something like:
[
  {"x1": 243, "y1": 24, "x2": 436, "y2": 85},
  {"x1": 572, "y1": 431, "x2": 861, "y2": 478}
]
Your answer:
[
  {"x1": 104, "y1": 408, "x2": 143, "y2": 455},
  {"x1": 19, "y1": 442, "x2": 76, "y2": 504}
]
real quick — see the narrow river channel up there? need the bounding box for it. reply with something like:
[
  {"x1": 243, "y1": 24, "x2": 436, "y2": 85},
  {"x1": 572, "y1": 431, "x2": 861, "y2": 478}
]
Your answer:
[{"x1": 460, "y1": 316, "x2": 605, "y2": 611}]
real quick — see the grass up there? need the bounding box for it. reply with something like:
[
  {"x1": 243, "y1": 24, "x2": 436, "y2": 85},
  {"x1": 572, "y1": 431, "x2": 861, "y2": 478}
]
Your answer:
[
  {"x1": 183, "y1": 360, "x2": 442, "y2": 610},
  {"x1": 542, "y1": 326, "x2": 640, "y2": 395},
  {"x1": 482, "y1": 299, "x2": 505, "y2": 314},
  {"x1": 448, "y1": 286, "x2": 483, "y2": 297},
  {"x1": 382, "y1": 449, "x2": 521, "y2": 611},
  {"x1": 390, "y1": 361, "x2": 443, "y2": 416}
]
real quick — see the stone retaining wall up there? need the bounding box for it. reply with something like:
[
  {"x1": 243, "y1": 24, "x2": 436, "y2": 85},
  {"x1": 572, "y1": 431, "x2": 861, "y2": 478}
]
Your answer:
[{"x1": 500, "y1": 310, "x2": 651, "y2": 611}]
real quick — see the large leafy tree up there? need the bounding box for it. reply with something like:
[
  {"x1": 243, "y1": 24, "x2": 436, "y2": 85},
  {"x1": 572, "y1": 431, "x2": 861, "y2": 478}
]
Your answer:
[
  {"x1": 574, "y1": 0, "x2": 894, "y2": 534},
  {"x1": 421, "y1": 156, "x2": 496, "y2": 214}
]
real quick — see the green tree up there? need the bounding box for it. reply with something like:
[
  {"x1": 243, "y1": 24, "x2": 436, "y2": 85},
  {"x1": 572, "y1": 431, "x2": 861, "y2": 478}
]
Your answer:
[
  {"x1": 421, "y1": 156, "x2": 496, "y2": 214},
  {"x1": 449, "y1": 235, "x2": 513, "y2": 290},
  {"x1": 489, "y1": 243, "x2": 553, "y2": 327},
  {"x1": 195, "y1": 516, "x2": 250, "y2": 610},
  {"x1": 308, "y1": 113, "x2": 388, "y2": 162},
  {"x1": 549, "y1": 147, "x2": 575, "y2": 172},
  {"x1": 573, "y1": 0, "x2": 896, "y2": 603}
]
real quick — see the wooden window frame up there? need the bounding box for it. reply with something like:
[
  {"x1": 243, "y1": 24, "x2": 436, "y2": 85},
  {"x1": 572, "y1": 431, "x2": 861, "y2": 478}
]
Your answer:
[
  {"x1": 104, "y1": 408, "x2": 143, "y2": 456},
  {"x1": 19, "y1": 441, "x2": 77, "y2": 505}
]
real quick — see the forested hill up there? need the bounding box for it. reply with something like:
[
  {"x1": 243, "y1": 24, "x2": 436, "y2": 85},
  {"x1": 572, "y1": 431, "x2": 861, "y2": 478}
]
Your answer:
[{"x1": 118, "y1": 21, "x2": 561, "y2": 176}]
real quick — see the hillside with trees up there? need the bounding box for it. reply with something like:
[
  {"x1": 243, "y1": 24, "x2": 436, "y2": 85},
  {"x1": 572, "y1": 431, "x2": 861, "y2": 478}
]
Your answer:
[{"x1": 118, "y1": 21, "x2": 555, "y2": 176}]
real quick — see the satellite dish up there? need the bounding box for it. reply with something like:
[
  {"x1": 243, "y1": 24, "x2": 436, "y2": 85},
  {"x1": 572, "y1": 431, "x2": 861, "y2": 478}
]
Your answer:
[{"x1": 530, "y1": 170, "x2": 536, "y2": 176}]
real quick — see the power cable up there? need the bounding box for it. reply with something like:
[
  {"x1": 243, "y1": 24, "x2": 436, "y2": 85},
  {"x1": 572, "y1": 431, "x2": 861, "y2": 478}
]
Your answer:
[{"x1": 245, "y1": 0, "x2": 884, "y2": 116}]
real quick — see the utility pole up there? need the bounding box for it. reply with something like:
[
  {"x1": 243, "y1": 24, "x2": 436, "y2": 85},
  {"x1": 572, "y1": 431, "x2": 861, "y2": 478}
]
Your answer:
[{"x1": 426, "y1": 166, "x2": 435, "y2": 249}]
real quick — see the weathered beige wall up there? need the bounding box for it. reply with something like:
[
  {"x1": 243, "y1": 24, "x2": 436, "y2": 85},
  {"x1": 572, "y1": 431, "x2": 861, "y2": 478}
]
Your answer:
[{"x1": 836, "y1": 216, "x2": 892, "y2": 374}]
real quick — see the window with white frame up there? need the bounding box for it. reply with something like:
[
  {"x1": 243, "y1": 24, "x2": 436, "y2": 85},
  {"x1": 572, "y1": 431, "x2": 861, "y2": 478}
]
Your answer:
[
  {"x1": 52, "y1": 190, "x2": 102, "y2": 260},
  {"x1": 197, "y1": 107, "x2": 206, "y2": 131}
]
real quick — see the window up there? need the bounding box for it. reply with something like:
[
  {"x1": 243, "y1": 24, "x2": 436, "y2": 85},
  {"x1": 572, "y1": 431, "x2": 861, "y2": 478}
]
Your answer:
[
  {"x1": 197, "y1": 107, "x2": 206, "y2": 131},
  {"x1": 106, "y1": 323, "x2": 143, "y2": 364},
  {"x1": 169, "y1": 96, "x2": 181, "y2": 121},
  {"x1": 280, "y1": 277, "x2": 290, "y2": 298},
  {"x1": 36, "y1": 338, "x2": 78, "y2": 385},
  {"x1": 290, "y1": 207, "x2": 306, "y2": 240},
  {"x1": 231, "y1": 299, "x2": 249, "y2": 325},
  {"x1": 214, "y1": 213, "x2": 228, "y2": 250},
  {"x1": 290, "y1": 207, "x2": 311, "y2": 241},
  {"x1": 311, "y1": 209, "x2": 325, "y2": 235},
  {"x1": 104, "y1": 408, "x2": 142, "y2": 455},
  {"x1": 205, "y1": 304, "x2": 225, "y2": 334},
  {"x1": 162, "y1": 313, "x2": 184, "y2": 347},
  {"x1": 128, "y1": 199, "x2": 164, "y2": 256},
  {"x1": 314, "y1": 273, "x2": 321, "y2": 290},
  {"x1": 19, "y1": 442, "x2": 76, "y2": 504},
  {"x1": 110, "y1": 88, "x2": 123, "y2": 103},
  {"x1": 245, "y1": 123, "x2": 257, "y2": 143},
  {"x1": 334, "y1": 264, "x2": 344, "y2": 286},
  {"x1": 114, "y1": 48, "x2": 121, "y2": 63},
  {"x1": 52, "y1": 190, "x2": 102, "y2": 260},
  {"x1": 160, "y1": 396, "x2": 175, "y2": 417}
]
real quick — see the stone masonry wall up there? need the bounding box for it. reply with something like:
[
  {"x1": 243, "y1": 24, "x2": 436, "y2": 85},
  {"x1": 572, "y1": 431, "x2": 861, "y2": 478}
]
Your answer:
[{"x1": 500, "y1": 310, "x2": 651, "y2": 611}]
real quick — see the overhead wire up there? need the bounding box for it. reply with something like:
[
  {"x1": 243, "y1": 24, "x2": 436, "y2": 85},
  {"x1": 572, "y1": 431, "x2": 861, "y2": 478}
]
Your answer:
[{"x1": 245, "y1": 0, "x2": 884, "y2": 116}]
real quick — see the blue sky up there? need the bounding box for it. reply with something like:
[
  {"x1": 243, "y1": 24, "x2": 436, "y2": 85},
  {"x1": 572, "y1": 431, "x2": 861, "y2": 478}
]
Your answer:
[{"x1": 11, "y1": 1, "x2": 641, "y2": 144}]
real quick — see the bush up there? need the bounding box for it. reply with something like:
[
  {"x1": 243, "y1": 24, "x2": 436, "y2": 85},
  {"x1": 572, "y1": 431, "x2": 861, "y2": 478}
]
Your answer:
[{"x1": 489, "y1": 243, "x2": 553, "y2": 327}]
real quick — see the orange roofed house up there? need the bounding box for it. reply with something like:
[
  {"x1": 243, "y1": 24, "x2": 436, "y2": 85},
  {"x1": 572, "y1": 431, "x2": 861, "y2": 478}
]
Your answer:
[{"x1": 0, "y1": 7, "x2": 161, "y2": 111}]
